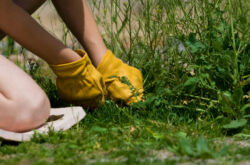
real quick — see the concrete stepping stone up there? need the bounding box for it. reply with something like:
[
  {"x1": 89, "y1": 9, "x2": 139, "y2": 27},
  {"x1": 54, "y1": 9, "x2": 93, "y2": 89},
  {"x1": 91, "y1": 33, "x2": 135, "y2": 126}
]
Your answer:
[{"x1": 0, "y1": 107, "x2": 86, "y2": 142}]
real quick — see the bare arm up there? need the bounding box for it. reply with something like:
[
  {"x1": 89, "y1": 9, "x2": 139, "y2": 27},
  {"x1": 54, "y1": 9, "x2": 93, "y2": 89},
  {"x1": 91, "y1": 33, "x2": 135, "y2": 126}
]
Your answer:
[
  {"x1": 0, "y1": 0, "x2": 80, "y2": 65},
  {"x1": 0, "y1": 0, "x2": 46, "y2": 40},
  {"x1": 52, "y1": 0, "x2": 107, "y2": 66}
]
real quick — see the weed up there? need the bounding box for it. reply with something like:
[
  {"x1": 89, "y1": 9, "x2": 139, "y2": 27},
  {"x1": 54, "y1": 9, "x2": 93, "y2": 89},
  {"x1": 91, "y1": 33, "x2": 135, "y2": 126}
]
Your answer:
[{"x1": 0, "y1": 0, "x2": 249, "y2": 164}]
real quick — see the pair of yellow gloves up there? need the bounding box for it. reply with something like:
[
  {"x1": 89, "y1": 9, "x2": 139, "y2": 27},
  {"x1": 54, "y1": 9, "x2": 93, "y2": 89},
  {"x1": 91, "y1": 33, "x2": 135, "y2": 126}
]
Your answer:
[{"x1": 50, "y1": 50, "x2": 144, "y2": 108}]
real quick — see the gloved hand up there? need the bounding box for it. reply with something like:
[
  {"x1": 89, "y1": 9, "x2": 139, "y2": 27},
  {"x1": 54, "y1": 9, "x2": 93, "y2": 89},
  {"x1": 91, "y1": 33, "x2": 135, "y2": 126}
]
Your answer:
[
  {"x1": 97, "y1": 50, "x2": 144, "y2": 105},
  {"x1": 50, "y1": 50, "x2": 107, "y2": 108}
]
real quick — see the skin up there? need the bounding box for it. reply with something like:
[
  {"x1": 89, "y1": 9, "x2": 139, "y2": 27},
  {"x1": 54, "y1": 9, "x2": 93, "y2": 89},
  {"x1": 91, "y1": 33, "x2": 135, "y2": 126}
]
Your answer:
[
  {"x1": 0, "y1": 55, "x2": 50, "y2": 132},
  {"x1": 0, "y1": 0, "x2": 107, "y2": 67},
  {"x1": 0, "y1": 0, "x2": 46, "y2": 40},
  {"x1": 52, "y1": 0, "x2": 107, "y2": 67},
  {"x1": 0, "y1": 0, "x2": 108, "y2": 132},
  {"x1": 0, "y1": 0, "x2": 81, "y2": 65}
]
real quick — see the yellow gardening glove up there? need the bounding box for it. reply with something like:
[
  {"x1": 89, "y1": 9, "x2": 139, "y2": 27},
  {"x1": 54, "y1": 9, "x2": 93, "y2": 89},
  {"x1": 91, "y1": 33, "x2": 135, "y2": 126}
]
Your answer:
[
  {"x1": 97, "y1": 50, "x2": 144, "y2": 105},
  {"x1": 50, "y1": 50, "x2": 107, "y2": 108}
]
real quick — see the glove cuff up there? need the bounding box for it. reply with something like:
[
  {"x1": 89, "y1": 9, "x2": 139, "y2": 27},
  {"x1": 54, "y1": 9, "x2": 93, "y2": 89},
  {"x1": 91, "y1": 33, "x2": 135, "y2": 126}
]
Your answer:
[
  {"x1": 97, "y1": 50, "x2": 123, "y2": 76},
  {"x1": 49, "y1": 49, "x2": 107, "y2": 107},
  {"x1": 50, "y1": 50, "x2": 91, "y2": 78}
]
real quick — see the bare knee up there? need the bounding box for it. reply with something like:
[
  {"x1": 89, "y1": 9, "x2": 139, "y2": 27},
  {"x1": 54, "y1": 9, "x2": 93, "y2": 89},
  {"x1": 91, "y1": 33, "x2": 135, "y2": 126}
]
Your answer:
[
  {"x1": 6, "y1": 92, "x2": 50, "y2": 132},
  {"x1": 0, "y1": 55, "x2": 51, "y2": 132}
]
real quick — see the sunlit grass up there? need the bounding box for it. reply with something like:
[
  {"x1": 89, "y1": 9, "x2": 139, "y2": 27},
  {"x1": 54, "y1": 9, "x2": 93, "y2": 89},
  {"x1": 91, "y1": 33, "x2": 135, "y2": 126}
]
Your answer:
[{"x1": 0, "y1": 0, "x2": 249, "y2": 164}]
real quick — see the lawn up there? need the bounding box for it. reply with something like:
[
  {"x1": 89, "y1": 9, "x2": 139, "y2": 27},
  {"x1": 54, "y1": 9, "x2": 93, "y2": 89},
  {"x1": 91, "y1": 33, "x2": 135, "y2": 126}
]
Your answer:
[{"x1": 0, "y1": 0, "x2": 249, "y2": 164}]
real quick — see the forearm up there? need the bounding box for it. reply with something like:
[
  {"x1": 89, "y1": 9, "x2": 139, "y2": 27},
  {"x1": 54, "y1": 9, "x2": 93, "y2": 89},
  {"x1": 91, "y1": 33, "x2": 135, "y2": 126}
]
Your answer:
[
  {"x1": 52, "y1": 0, "x2": 107, "y2": 66},
  {"x1": 0, "y1": 0, "x2": 46, "y2": 41},
  {"x1": 0, "y1": 0, "x2": 80, "y2": 65}
]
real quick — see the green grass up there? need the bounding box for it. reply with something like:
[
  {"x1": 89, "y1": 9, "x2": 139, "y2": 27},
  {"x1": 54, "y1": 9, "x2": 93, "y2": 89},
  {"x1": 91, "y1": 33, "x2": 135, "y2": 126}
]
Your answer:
[
  {"x1": 0, "y1": 106, "x2": 249, "y2": 164},
  {"x1": 0, "y1": 0, "x2": 249, "y2": 164}
]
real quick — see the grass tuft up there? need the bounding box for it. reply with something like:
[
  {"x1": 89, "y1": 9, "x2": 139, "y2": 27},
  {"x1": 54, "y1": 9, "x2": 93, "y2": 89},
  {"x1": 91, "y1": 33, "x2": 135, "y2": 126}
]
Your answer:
[{"x1": 0, "y1": 0, "x2": 249, "y2": 164}]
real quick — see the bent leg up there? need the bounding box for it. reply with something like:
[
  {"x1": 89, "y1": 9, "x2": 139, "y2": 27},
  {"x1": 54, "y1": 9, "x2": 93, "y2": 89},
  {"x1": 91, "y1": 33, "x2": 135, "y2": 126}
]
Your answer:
[
  {"x1": 52, "y1": 0, "x2": 107, "y2": 66},
  {"x1": 0, "y1": 55, "x2": 50, "y2": 132}
]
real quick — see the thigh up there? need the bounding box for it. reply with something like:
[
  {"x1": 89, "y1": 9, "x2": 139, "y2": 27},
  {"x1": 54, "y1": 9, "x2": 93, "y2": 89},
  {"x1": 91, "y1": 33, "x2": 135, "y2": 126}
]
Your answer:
[
  {"x1": 0, "y1": 55, "x2": 43, "y2": 101},
  {"x1": 0, "y1": 55, "x2": 50, "y2": 132}
]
